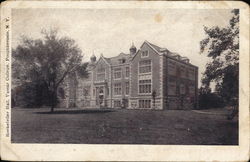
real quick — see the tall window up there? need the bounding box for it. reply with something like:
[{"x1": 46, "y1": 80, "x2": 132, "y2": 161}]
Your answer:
[
  {"x1": 139, "y1": 100, "x2": 151, "y2": 108},
  {"x1": 96, "y1": 67, "x2": 105, "y2": 81},
  {"x1": 168, "y1": 60, "x2": 176, "y2": 75},
  {"x1": 114, "y1": 83, "x2": 122, "y2": 95},
  {"x1": 139, "y1": 60, "x2": 151, "y2": 74},
  {"x1": 139, "y1": 79, "x2": 151, "y2": 94},
  {"x1": 141, "y1": 50, "x2": 149, "y2": 57},
  {"x1": 83, "y1": 86, "x2": 91, "y2": 97},
  {"x1": 113, "y1": 68, "x2": 122, "y2": 79},
  {"x1": 125, "y1": 67, "x2": 130, "y2": 78},
  {"x1": 180, "y1": 65, "x2": 186, "y2": 78},
  {"x1": 180, "y1": 84, "x2": 185, "y2": 95},
  {"x1": 189, "y1": 68, "x2": 195, "y2": 80},
  {"x1": 168, "y1": 77, "x2": 176, "y2": 95},
  {"x1": 185, "y1": 69, "x2": 189, "y2": 78},
  {"x1": 125, "y1": 82, "x2": 129, "y2": 95},
  {"x1": 189, "y1": 83, "x2": 195, "y2": 95}
]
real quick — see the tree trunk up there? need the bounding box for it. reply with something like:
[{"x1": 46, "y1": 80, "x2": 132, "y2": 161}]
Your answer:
[
  {"x1": 50, "y1": 91, "x2": 55, "y2": 113},
  {"x1": 50, "y1": 88, "x2": 57, "y2": 113}
]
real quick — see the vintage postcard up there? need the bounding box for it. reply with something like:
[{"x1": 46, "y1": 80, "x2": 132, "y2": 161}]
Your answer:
[{"x1": 0, "y1": 0, "x2": 249, "y2": 161}]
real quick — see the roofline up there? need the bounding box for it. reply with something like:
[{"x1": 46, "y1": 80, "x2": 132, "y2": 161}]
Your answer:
[
  {"x1": 130, "y1": 49, "x2": 140, "y2": 61},
  {"x1": 131, "y1": 40, "x2": 163, "y2": 61},
  {"x1": 94, "y1": 55, "x2": 111, "y2": 68},
  {"x1": 164, "y1": 54, "x2": 198, "y2": 69},
  {"x1": 143, "y1": 40, "x2": 162, "y2": 55}
]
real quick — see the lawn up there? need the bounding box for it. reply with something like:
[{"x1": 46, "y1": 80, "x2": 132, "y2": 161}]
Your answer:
[{"x1": 11, "y1": 108, "x2": 238, "y2": 145}]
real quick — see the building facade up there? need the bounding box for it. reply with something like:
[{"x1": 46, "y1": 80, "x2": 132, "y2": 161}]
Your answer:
[{"x1": 58, "y1": 41, "x2": 198, "y2": 110}]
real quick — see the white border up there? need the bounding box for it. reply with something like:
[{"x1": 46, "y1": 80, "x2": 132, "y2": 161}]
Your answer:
[{"x1": 0, "y1": 1, "x2": 249, "y2": 161}]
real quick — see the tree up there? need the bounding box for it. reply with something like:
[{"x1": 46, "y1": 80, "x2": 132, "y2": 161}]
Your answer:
[
  {"x1": 12, "y1": 28, "x2": 88, "y2": 112},
  {"x1": 198, "y1": 87, "x2": 224, "y2": 109},
  {"x1": 200, "y1": 9, "x2": 239, "y2": 105}
]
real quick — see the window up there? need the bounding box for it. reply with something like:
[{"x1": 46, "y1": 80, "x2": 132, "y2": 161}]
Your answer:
[
  {"x1": 114, "y1": 100, "x2": 121, "y2": 107},
  {"x1": 141, "y1": 50, "x2": 149, "y2": 57},
  {"x1": 96, "y1": 67, "x2": 105, "y2": 81},
  {"x1": 189, "y1": 83, "x2": 195, "y2": 95},
  {"x1": 168, "y1": 60, "x2": 176, "y2": 75},
  {"x1": 139, "y1": 100, "x2": 151, "y2": 108},
  {"x1": 185, "y1": 69, "x2": 189, "y2": 78},
  {"x1": 125, "y1": 67, "x2": 130, "y2": 78},
  {"x1": 168, "y1": 77, "x2": 176, "y2": 95},
  {"x1": 119, "y1": 58, "x2": 126, "y2": 64},
  {"x1": 113, "y1": 68, "x2": 122, "y2": 79},
  {"x1": 189, "y1": 68, "x2": 195, "y2": 80},
  {"x1": 180, "y1": 66, "x2": 185, "y2": 78},
  {"x1": 139, "y1": 79, "x2": 151, "y2": 94},
  {"x1": 180, "y1": 84, "x2": 185, "y2": 95},
  {"x1": 83, "y1": 86, "x2": 91, "y2": 97},
  {"x1": 114, "y1": 83, "x2": 122, "y2": 95},
  {"x1": 58, "y1": 88, "x2": 65, "y2": 99},
  {"x1": 139, "y1": 60, "x2": 151, "y2": 74},
  {"x1": 125, "y1": 82, "x2": 129, "y2": 95}
]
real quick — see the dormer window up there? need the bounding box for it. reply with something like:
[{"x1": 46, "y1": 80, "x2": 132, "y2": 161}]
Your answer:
[
  {"x1": 141, "y1": 50, "x2": 149, "y2": 58},
  {"x1": 119, "y1": 58, "x2": 126, "y2": 64}
]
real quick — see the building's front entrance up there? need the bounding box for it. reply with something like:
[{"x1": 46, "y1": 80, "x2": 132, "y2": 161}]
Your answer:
[{"x1": 95, "y1": 86, "x2": 106, "y2": 108}]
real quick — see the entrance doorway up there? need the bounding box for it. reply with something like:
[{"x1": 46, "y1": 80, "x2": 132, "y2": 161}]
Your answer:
[{"x1": 96, "y1": 86, "x2": 106, "y2": 107}]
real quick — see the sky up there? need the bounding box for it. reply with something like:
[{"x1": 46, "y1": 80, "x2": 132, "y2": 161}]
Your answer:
[{"x1": 12, "y1": 8, "x2": 233, "y2": 87}]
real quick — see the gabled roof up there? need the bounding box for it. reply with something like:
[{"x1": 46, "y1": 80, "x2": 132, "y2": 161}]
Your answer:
[
  {"x1": 103, "y1": 52, "x2": 130, "y2": 66},
  {"x1": 94, "y1": 54, "x2": 111, "y2": 67},
  {"x1": 132, "y1": 40, "x2": 191, "y2": 65},
  {"x1": 93, "y1": 52, "x2": 131, "y2": 68},
  {"x1": 146, "y1": 41, "x2": 163, "y2": 53}
]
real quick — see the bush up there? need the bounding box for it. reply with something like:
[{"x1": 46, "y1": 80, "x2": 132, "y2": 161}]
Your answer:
[
  {"x1": 12, "y1": 82, "x2": 53, "y2": 108},
  {"x1": 198, "y1": 87, "x2": 225, "y2": 109}
]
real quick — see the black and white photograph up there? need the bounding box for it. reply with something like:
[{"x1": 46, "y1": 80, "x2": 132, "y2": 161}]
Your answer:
[{"x1": 0, "y1": 1, "x2": 249, "y2": 161}]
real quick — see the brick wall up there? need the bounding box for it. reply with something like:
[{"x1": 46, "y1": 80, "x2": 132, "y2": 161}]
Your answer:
[{"x1": 129, "y1": 42, "x2": 162, "y2": 109}]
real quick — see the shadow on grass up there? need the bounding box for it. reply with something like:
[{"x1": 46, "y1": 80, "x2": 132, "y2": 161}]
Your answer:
[{"x1": 35, "y1": 109, "x2": 115, "y2": 114}]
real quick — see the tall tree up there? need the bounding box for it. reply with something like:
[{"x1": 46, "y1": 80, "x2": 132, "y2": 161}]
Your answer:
[
  {"x1": 12, "y1": 28, "x2": 88, "y2": 112},
  {"x1": 200, "y1": 9, "x2": 239, "y2": 104}
]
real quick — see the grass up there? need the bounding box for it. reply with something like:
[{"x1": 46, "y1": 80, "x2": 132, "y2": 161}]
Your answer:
[{"x1": 11, "y1": 108, "x2": 238, "y2": 145}]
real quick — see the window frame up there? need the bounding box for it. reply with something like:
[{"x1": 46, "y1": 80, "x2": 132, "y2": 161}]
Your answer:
[
  {"x1": 141, "y1": 50, "x2": 149, "y2": 58},
  {"x1": 125, "y1": 82, "x2": 129, "y2": 95},
  {"x1": 113, "y1": 67, "x2": 122, "y2": 80},
  {"x1": 138, "y1": 59, "x2": 152, "y2": 74},
  {"x1": 138, "y1": 99, "x2": 151, "y2": 108},
  {"x1": 96, "y1": 67, "x2": 106, "y2": 81},
  {"x1": 113, "y1": 82, "x2": 122, "y2": 96},
  {"x1": 138, "y1": 74, "x2": 152, "y2": 95},
  {"x1": 125, "y1": 66, "x2": 130, "y2": 78}
]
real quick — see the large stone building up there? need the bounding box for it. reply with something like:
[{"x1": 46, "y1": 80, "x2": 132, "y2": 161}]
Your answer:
[{"x1": 58, "y1": 41, "x2": 198, "y2": 110}]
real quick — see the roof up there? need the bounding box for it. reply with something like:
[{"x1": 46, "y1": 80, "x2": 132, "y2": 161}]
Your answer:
[
  {"x1": 91, "y1": 40, "x2": 194, "y2": 68},
  {"x1": 144, "y1": 41, "x2": 191, "y2": 62},
  {"x1": 146, "y1": 41, "x2": 163, "y2": 53},
  {"x1": 102, "y1": 53, "x2": 131, "y2": 66}
]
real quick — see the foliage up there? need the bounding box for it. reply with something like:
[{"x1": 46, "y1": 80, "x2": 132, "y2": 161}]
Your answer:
[
  {"x1": 12, "y1": 82, "x2": 50, "y2": 108},
  {"x1": 12, "y1": 28, "x2": 88, "y2": 111},
  {"x1": 200, "y1": 9, "x2": 239, "y2": 105},
  {"x1": 198, "y1": 87, "x2": 225, "y2": 109}
]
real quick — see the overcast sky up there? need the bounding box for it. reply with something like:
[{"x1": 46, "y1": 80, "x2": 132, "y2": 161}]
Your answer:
[{"x1": 12, "y1": 9, "x2": 233, "y2": 87}]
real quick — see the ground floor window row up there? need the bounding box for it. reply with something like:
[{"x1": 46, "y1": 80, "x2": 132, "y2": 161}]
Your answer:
[{"x1": 138, "y1": 99, "x2": 151, "y2": 108}]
